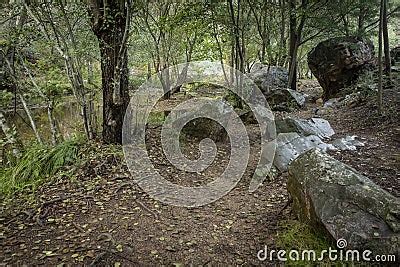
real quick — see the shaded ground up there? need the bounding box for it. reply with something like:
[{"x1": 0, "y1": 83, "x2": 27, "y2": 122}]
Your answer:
[
  {"x1": 1, "y1": 78, "x2": 399, "y2": 265},
  {"x1": 0, "y1": 124, "x2": 290, "y2": 266}
]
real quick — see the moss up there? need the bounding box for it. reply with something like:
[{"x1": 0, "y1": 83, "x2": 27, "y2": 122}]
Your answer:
[{"x1": 276, "y1": 220, "x2": 340, "y2": 265}]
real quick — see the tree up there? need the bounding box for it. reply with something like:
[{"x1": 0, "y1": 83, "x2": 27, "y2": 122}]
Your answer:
[
  {"x1": 382, "y1": 0, "x2": 391, "y2": 78},
  {"x1": 24, "y1": 1, "x2": 97, "y2": 141},
  {"x1": 288, "y1": 0, "x2": 307, "y2": 91},
  {"x1": 87, "y1": 0, "x2": 131, "y2": 144},
  {"x1": 378, "y1": 0, "x2": 384, "y2": 113}
]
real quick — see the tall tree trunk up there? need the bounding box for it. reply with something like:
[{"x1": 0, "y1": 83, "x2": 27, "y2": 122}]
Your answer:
[
  {"x1": 279, "y1": 0, "x2": 287, "y2": 66},
  {"x1": 88, "y1": 0, "x2": 130, "y2": 144},
  {"x1": 288, "y1": 0, "x2": 307, "y2": 91},
  {"x1": 378, "y1": 0, "x2": 384, "y2": 114},
  {"x1": 288, "y1": 0, "x2": 297, "y2": 91},
  {"x1": 382, "y1": 0, "x2": 391, "y2": 79}
]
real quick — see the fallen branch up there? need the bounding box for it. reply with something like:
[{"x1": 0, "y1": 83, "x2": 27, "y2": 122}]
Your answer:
[{"x1": 135, "y1": 199, "x2": 159, "y2": 219}]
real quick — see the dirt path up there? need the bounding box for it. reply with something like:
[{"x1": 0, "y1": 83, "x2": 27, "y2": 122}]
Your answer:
[
  {"x1": 1, "y1": 82, "x2": 398, "y2": 265},
  {"x1": 0, "y1": 125, "x2": 290, "y2": 266}
]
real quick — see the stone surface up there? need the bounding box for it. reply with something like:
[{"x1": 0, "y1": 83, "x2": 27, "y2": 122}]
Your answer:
[
  {"x1": 308, "y1": 37, "x2": 375, "y2": 100},
  {"x1": 182, "y1": 118, "x2": 228, "y2": 142},
  {"x1": 330, "y1": 135, "x2": 365, "y2": 151},
  {"x1": 168, "y1": 100, "x2": 233, "y2": 142},
  {"x1": 276, "y1": 117, "x2": 334, "y2": 139},
  {"x1": 288, "y1": 149, "x2": 400, "y2": 256},
  {"x1": 273, "y1": 133, "x2": 334, "y2": 172},
  {"x1": 248, "y1": 65, "x2": 289, "y2": 94},
  {"x1": 264, "y1": 89, "x2": 305, "y2": 112}
]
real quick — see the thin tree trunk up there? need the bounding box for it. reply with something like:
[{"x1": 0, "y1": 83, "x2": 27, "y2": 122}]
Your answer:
[
  {"x1": 47, "y1": 101, "x2": 58, "y2": 145},
  {"x1": 2, "y1": 52, "x2": 42, "y2": 144},
  {"x1": 288, "y1": 0, "x2": 307, "y2": 91},
  {"x1": 211, "y1": 7, "x2": 230, "y2": 85},
  {"x1": 378, "y1": 0, "x2": 384, "y2": 114},
  {"x1": 19, "y1": 94, "x2": 42, "y2": 144},
  {"x1": 382, "y1": 0, "x2": 391, "y2": 79},
  {"x1": 279, "y1": 0, "x2": 286, "y2": 66},
  {"x1": 25, "y1": 2, "x2": 92, "y2": 141},
  {"x1": 288, "y1": 0, "x2": 297, "y2": 90}
]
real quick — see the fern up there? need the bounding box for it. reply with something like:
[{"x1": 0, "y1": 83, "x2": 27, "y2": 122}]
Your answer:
[{"x1": 0, "y1": 138, "x2": 81, "y2": 198}]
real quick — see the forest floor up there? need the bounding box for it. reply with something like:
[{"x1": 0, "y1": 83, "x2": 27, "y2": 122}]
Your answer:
[{"x1": 0, "y1": 78, "x2": 399, "y2": 266}]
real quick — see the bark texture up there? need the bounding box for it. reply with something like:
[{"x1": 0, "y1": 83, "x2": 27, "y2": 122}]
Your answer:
[{"x1": 88, "y1": 0, "x2": 130, "y2": 144}]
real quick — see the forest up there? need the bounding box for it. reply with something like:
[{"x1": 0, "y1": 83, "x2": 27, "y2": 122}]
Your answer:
[{"x1": 0, "y1": 0, "x2": 399, "y2": 265}]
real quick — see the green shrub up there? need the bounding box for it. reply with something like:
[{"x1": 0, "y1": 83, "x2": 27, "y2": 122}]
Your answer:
[{"x1": 0, "y1": 138, "x2": 81, "y2": 198}]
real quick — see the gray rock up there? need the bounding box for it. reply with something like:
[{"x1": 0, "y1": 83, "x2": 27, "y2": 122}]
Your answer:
[
  {"x1": 308, "y1": 37, "x2": 375, "y2": 100},
  {"x1": 273, "y1": 133, "x2": 334, "y2": 172},
  {"x1": 265, "y1": 89, "x2": 305, "y2": 112},
  {"x1": 323, "y1": 98, "x2": 342, "y2": 109},
  {"x1": 331, "y1": 135, "x2": 365, "y2": 151},
  {"x1": 167, "y1": 100, "x2": 233, "y2": 142},
  {"x1": 182, "y1": 117, "x2": 228, "y2": 142},
  {"x1": 276, "y1": 117, "x2": 335, "y2": 139},
  {"x1": 288, "y1": 149, "x2": 400, "y2": 256},
  {"x1": 249, "y1": 65, "x2": 289, "y2": 93}
]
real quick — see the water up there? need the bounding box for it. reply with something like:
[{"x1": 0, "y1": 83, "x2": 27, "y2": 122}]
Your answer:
[
  {"x1": 4, "y1": 98, "x2": 101, "y2": 144},
  {"x1": 4, "y1": 97, "x2": 169, "y2": 144}
]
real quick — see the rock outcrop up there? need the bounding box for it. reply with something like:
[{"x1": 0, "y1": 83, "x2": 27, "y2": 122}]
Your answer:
[
  {"x1": 273, "y1": 133, "x2": 334, "y2": 172},
  {"x1": 288, "y1": 149, "x2": 400, "y2": 256},
  {"x1": 308, "y1": 37, "x2": 375, "y2": 100},
  {"x1": 248, "y1": 64, "x2": 306, "y2": 111},
  {"x1": 248, "y1": 65, "x2": 289, "y2": 93},
  {"x1": 331, "y1": 135, "x2": 365, "y2": 151},
  {"x1": 272, "y1": 117, "x2": 366, "y2": 171},
  {"x1": 264, "y1": 89, "x2": 305, "y2": 112},
  {"x1": 182, "y1": 118, "x2": 227, "y2": 142},
  {"x1": 276, "y1": 117, "x2": 334, "y2": 139}
]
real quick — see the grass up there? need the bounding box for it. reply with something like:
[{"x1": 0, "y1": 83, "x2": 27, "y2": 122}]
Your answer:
[
  {"x1": 276, "y1": 220, "x2": 341, "y2": 265},
  {"x1": 0, "y1": 138, "x2": 82, "y2": 198}
]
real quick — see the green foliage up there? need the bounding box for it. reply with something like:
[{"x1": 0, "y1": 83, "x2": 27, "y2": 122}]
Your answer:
[
  {"x1": 32, "y1": 58, "x2": 71, "y2": 96},
  {"x1": 0, "y1": 138, "x2": 82, "y2": 198},
  {"x1": 276, "y1": 220, "x2": 336, "y2": 265},
  {"x1": 0, "y1": 91, "x2": 13, "y2": 107}
]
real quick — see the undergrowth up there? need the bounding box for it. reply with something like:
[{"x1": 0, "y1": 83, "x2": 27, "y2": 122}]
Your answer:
[
  {"x1": 276, "y1": 220, "x2": 342, "y2": 265},
  {"x1": 0, "y1": 138, "x2": 82, "y2": 198}
]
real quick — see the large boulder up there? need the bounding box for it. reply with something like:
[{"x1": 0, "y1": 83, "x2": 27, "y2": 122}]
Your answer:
[
  {"x1": 248, "y1": 64, "x2": 306, "y2": 111},
  {"x1": 182, "y1": 118, "x2": 227, "y2": 142},
  {"x1": 288, "y1": 149, "x2": 400, "y2": 256},
  {"x1": 171, "y1": 100, "x2": 231, "y2": 142},
  {"x1": 264, "y1": 89, "x2": 305, "y2": 112},
  {"x1": 276, "y1": 117, "x2": 334, "y2": 139},
  {"x1": 308, "y1": 37, "x2": 375, "y2": 100},
  {"x1": 249, "y1": 65, "x2": 289, "y2": 94},
  {"x1": 273, "y1": 133, "x2": 334, "y2": 172}
]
